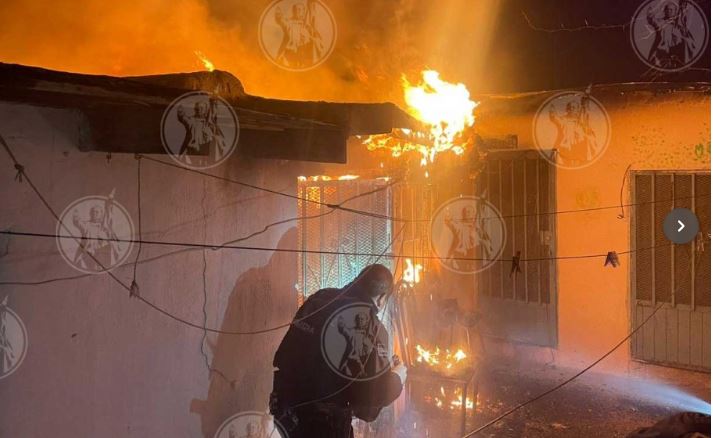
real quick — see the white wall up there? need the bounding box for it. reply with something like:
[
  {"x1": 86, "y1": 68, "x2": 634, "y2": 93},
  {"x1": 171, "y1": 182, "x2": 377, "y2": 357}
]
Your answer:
[{"x1": 0, "y1": 102, "x2": 303, "y2": 437}]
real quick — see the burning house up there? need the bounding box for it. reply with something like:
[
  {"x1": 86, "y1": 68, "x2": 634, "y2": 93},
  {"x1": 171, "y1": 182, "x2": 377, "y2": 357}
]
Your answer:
[{"x1": 0, "y1": 1, "x2": 710, "y2": 437}]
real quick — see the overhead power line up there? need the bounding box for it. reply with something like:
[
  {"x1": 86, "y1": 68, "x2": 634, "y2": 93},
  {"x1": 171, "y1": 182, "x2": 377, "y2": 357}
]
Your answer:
[
  {"x1": 0, "y1": 133, "x2": 698, "y2": 340},
  {"x1": 0, "y1": 230, "x2": 669, "y2": 263},
  {"x1": 461, "y1": 255, "x2": 705, "y2": 437},
  {"x1": 2, "y1": 131, "x2": 413, "y2": 336},
  {"x1": 138, "y1": 153, "x2": 708, "y2": 224}
]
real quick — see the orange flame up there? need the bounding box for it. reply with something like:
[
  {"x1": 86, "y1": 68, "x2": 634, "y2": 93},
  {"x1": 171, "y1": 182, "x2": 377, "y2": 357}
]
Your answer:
[
  {"x1": 431, "y1": 386, "x2": 476, "y2": 411},
  {"x1": 404, "y1": 70, "x2": 476, "y2": 161},
  {"x1": 363, "y1": 70, "x2": 477, "y2": 166},
  {"x1": 403, "y1": 258, "x2": 423, "y2": 286},
  {"x1": 194, "y1": 50, "x2": 215, "y2": 72},
  {"x1": 415, "y1": 344, "x2": 469, "y2": 370},
  {"x1": 298, "y1": 175, "x2": 360, "y2": 182},
  {"x1": 449, "y1": 387, "x2": 476, "y2": 410}
]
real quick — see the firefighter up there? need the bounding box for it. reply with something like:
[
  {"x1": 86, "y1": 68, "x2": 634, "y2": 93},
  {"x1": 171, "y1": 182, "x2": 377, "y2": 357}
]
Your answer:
[
  {"x1": 270, "y1": 264, "x2": 407, "y2": 438},
  {"x1": 627, "y1": 412, "x2": 711, "y2": 438}
]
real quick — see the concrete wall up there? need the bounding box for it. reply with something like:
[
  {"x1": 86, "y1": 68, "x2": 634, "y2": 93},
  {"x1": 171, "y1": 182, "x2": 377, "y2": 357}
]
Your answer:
[
  {"x1": 0, "y1": 102, "x2": 315, "y2": 437},
  {"x1": 474, "y1": 85, "x2": 711, "y2": 373}
]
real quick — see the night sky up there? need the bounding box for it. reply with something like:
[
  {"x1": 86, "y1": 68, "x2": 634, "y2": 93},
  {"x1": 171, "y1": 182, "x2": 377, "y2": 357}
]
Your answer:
[{"x1": 482, "y1": 0, "x2": 711, "y2": 92}]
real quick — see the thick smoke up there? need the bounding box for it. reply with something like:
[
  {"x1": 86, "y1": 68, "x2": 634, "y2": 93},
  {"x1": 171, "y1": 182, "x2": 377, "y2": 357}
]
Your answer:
[{"x1": 0, "y1": 0, "x2": 501, "y2": 102}]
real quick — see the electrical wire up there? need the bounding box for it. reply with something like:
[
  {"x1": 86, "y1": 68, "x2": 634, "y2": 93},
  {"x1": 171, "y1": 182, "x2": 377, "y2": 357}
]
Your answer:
[
  {"x1": 131, "y1": 155, "x2": 143, "y2": 290},
  {"x1": 0, "y1": 133, "x2": 699, "y2": 342},
  {"x1": 0, "y1": 230, "x2": 671, "y2": 263},
  {"x1": 461, "y1": 255, "x2": 705, "y2": 437},
  {"x1": 138, "y1": 153, "x2": 708, "y2": 224},
  {"x1": 1, "y1": 133, "x2": 407, "y2": 336},
  {"x1": 142, "y1": 222, "x2": 402, "y2": 337},
  {"x1": 0, "y1": 163, "x2": 388, "y2": 287},
  {"x1": 392, "y1": 194, "x2": 710, "y2": 223},
  {"x1": 2, "y1": 132, "x2": 410, "y2": 336},
  {"x1": 1, "y1": 126, "x2": 708, "y2": 431},
  {"x1": 618, "y1": 163, "x2": 633, "y2": 219},
  {"x1": 138, "y1": 154, "x2": 401, "y2": 222},
  {"x1": 0, "y1": 134, "x2": 135, "y2": 296}
]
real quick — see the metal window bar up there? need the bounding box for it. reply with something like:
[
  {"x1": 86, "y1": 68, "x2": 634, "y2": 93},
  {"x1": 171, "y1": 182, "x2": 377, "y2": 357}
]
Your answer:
[
  {"x1": 631, "y1": 170, "x2": 710, "y2": 370},
  {"x1": 297, "y1": 178, "x2": 394, "y2": 300}
]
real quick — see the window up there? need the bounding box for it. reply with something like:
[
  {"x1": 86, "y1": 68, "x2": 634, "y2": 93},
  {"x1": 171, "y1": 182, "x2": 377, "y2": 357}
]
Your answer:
[{"x1": 296, "y1": 178, "x2": 393, "y2": 301}]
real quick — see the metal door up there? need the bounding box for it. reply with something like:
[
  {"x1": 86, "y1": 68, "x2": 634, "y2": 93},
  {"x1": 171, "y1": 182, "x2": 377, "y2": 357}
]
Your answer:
[
  {"x1": 630, "y1": 171, "x2": 711, "y2": 371},
  {"x1": 476, "y1": 150, "x2": 558, "y2": 347}
]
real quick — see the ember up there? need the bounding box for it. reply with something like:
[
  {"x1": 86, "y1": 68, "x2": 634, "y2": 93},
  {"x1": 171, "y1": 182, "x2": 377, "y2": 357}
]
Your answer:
[
  {"x1": 403, "y1": 258, "x2": 423, "y2": 286},
  {"x1": 433, "y1": 386, "x2": 476, "y2": 411},
  {"x1": 415, "y1": 344, "x2": 469, "y2": 371},
  {"x1": 297, "y1": 175, "x2": 360, "y2": 182}
]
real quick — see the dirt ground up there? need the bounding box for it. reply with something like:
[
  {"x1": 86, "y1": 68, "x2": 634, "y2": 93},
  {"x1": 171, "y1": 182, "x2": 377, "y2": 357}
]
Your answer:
[{"x1": 392, "y1": 360, "x2": 711, "y2": 438}]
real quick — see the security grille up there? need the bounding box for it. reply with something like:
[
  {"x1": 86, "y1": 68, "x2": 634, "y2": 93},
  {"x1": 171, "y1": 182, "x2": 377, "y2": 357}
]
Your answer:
[
  {"x1": 297, "y1": 178, "x2": 394, "y2": 301},
  {"x1": 392, "y1": 181, "x2": 434, "y2": 272},
  {"x1": 631, "y1": 171, "x2": 711, "y2": 370},
  {"x1": 476, "y1": 150, "x2": 557, "y2": 347}
]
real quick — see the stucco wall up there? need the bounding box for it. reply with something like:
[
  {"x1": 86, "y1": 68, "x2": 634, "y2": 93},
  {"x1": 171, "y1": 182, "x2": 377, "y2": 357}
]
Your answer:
[
  {"x1": 474, "y1": 85, "x2": 711, "y2": 372},
  {"x1": 0, "y1": 102, "x2": 307, "y2": 437}
]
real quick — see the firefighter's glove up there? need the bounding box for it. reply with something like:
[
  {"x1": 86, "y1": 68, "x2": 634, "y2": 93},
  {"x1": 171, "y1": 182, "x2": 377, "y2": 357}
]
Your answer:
[{"x1": 393, "y1": 363, "x2": 408, "y2": 386}]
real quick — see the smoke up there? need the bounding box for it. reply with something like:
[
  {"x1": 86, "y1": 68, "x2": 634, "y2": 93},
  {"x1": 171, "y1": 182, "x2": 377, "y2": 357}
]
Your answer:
[{"x1": 0, "y1": 0, "x2": 502, "y2": 102}]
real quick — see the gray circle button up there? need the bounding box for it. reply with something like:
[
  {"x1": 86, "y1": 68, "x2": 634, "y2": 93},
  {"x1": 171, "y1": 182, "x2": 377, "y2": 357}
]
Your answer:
[{"x1": 663, "y1": 208, "x2": 700, "y2": 244}]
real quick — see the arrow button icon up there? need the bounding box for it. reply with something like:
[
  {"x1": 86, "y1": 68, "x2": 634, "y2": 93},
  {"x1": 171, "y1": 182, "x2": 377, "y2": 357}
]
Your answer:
[{"x1": 664, "y1": 208, "x2": 699, "y2": 244}]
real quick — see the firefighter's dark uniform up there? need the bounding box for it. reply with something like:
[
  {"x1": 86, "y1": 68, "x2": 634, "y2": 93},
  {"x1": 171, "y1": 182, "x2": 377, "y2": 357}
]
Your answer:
[
  {"x1": 270, "y1": 281, "x2": 403, "y2": 438},
  {"x1": 626, "y1": 412, "x2": 711, "y2": 438}
]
